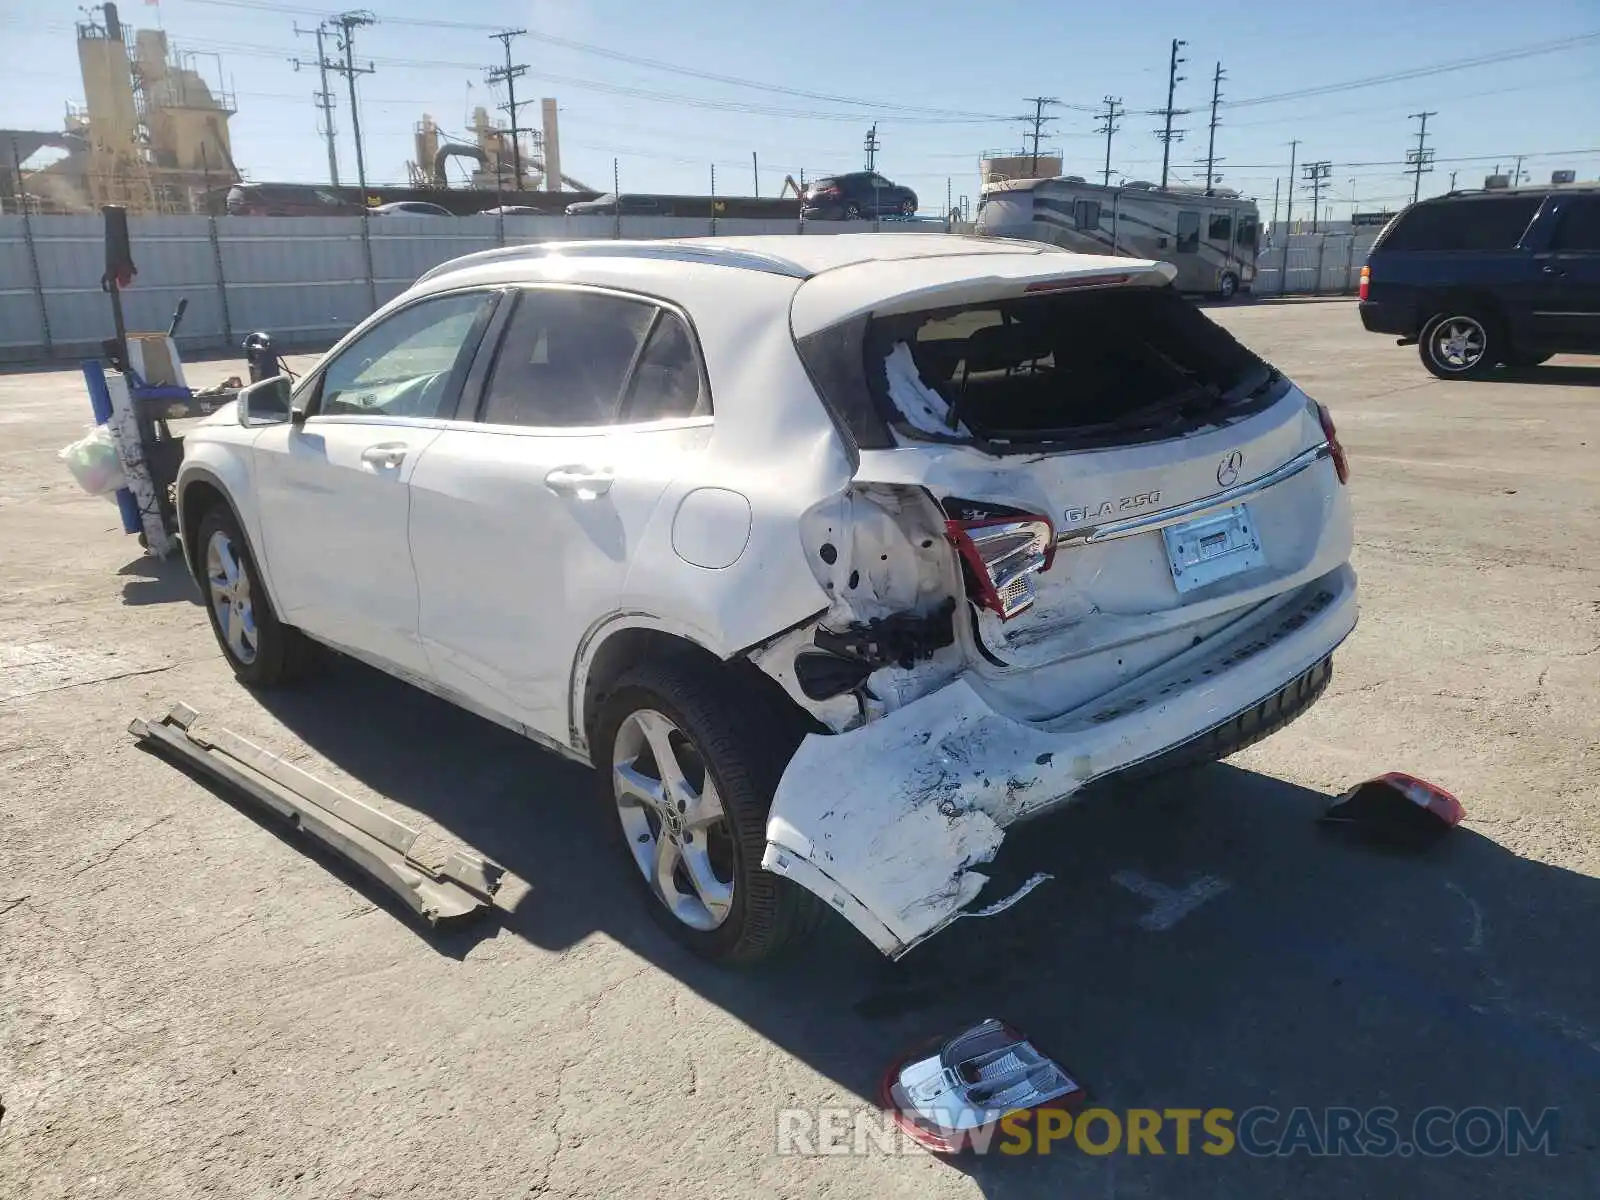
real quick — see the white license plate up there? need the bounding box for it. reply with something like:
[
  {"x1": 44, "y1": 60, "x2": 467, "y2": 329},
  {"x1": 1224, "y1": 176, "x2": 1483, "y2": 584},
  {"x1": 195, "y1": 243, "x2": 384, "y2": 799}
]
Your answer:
[{"x1": 1162, "y1": 504, "x2": 1264, "y2": 594}]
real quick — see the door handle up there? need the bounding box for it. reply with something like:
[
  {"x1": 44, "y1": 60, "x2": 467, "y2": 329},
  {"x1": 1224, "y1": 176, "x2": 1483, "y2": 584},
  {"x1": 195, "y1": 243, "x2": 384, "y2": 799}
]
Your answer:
[
  {"x1": 360, "y1": 443, "x2": 408, "y2": 469},
  {"x1": 1542, "y1": 264, "x2": 1559, "y2": 275},
  {"x1": 544, "y1": 465, "x2": 614, "y2": 498}
]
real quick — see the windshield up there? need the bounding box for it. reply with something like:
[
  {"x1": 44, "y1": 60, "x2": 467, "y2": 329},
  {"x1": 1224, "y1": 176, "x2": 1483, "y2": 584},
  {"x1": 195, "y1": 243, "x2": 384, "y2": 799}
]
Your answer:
[{"x1": 864, "y1": 286, "x2": 1274, "y2": 448}]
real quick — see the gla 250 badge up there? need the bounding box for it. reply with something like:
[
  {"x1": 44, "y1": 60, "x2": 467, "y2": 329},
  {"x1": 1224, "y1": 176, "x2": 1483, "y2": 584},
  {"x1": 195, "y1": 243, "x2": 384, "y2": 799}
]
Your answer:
[
  {"x1": 1064, "y1": 451, "x2": 1245, "y2": 525},
  {"x1": 1064, "y1": 490, "x2": 1162, "y2": 525}
]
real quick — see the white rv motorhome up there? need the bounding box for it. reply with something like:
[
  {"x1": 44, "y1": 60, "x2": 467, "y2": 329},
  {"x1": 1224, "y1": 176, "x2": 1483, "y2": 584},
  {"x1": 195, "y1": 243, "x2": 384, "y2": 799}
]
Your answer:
[{"x1": 976, "y1": 177, "x2": 1262, "y2": 297}]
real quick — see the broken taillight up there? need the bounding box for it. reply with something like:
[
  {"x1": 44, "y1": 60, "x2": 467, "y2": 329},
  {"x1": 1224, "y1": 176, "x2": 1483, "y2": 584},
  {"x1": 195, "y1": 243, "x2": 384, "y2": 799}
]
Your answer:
[
  {"x1": 1358, "y1": 264, "x2": 1370, "y2": 301},
  {"x1": 880, "y1": 1018, "x2": 1085, "y2": 1155},
  {"x1": 1316, "y1": 402, "x2": 1350, "y2": 484},
  {"x1": 946, "y1": 514, "x2": 1055, "y2": 620}
]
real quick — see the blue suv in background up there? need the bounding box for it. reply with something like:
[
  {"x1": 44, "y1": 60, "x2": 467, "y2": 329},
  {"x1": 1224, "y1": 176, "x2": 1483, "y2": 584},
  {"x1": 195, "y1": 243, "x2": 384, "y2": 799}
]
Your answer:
[{"x1": 1358, "y1": 185, "x2": 1600, "y2": 378}]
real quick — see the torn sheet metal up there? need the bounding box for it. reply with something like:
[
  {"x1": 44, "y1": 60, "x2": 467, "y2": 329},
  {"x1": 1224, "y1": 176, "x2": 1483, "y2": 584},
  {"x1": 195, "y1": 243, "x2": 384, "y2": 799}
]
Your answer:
[
  {"x1": 129, "y1": 702, "x2": 503, "y2": 924},
  {"x1": 762, "y1": 679, "x2": 1086, "y2": 958}
]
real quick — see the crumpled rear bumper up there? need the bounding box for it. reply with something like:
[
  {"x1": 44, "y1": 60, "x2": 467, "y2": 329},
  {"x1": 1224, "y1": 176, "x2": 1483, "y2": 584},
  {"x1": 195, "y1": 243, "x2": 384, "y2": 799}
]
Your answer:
[{"x1": 762, "y1": 565, "x2": 1358, "y2": 957}]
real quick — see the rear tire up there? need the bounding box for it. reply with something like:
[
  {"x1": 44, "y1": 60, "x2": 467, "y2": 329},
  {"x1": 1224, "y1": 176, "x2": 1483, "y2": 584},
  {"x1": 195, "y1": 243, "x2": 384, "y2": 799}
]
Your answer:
[
  {"x1": 842, "y1": 202, "x2": 862, "y2": 220},
  {"x1": 195, "y1": 503, "x2": 316, "y2": 687},
  {"x1": 1419, "y1": 309, "x2": 1499, "y2": 379},
  {"x1": 1218, "y1": 271, "x2": 1239, "y2": 300},
  {"x1": 593, "y1": 657, "x2": 824, "y2": 964},
  {"x1": 900, "y1": 198, "x2": 917, "y2": 217}
]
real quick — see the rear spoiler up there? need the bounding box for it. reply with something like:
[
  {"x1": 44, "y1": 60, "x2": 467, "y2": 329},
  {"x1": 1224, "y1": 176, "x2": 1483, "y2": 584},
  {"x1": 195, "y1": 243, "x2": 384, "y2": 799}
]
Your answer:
[{"x1": 790, "y1": 255, "x2": 1175, "y2": 339}]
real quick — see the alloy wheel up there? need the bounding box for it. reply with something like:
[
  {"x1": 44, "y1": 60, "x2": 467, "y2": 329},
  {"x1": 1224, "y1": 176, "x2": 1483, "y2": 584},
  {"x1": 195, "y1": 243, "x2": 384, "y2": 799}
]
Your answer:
[
  {"x1": 612, "y1": 708, "x2": 736, "y2": 931},
  {"x1": 205, "y1": 529, "x2": 258, "y2": 665},
  {"x1": 1429, "y1": 315, "x2": 1486, "y2": 373}
]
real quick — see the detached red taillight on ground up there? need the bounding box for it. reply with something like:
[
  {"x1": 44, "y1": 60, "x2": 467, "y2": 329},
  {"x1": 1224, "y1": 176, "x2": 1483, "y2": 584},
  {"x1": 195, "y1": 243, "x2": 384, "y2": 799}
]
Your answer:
[
  {"x1": 880, "y1": 1018, "x2": 1085, "y2": 1155},
  {"x1": 946, "y1": 514, "x2": 1055, "y2": 619},
  {"x1": 1316, "y1": 402, "x2": 1350, "y2": 484},
  {"x1": 1322, "y1": 772, "x2": 1464, "y2": 851},
  {"x1": 1358, "y1": 263, "x2": 1370, "y2": 302}
]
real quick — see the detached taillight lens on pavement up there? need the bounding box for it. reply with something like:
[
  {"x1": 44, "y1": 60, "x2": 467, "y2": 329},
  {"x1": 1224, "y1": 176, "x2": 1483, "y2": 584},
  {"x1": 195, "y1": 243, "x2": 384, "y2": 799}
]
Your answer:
[
  {"x1": 1316, "y1": 402, "x2": 1350, "y2": 484},
  {"x1": 947, "y1": 515, "x2": 1055, "y2": 619},
  {"x1": 881, "y1": 1018, "x2": 1084, "y2": 1155}
]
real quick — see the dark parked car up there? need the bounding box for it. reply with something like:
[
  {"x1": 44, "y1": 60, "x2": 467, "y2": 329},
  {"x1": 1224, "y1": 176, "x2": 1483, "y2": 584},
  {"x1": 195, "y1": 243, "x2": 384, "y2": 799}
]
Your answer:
[
  {"x1": 225, "y1": 183, "x2": 363, "y2": 216},
  {"x1": 802, "y1": 172, "x2": 919, "y2": 220},
  {"x1": 1359, "y1": 184, "x2": 1600, "y2": 378},
  {"x1": 565, "y1": 193, "x2": 667, "y2": 216}
]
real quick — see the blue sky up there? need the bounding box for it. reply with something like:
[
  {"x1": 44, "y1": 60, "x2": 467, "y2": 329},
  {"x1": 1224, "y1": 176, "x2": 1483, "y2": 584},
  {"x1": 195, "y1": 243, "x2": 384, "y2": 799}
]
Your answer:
[{"x1": 4, "y1": 0, "x2": 1597, "y2": 217}]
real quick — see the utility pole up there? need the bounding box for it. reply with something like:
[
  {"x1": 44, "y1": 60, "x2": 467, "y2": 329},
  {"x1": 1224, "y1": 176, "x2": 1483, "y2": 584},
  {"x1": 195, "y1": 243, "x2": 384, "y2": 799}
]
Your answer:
[
  {"x1": 292, "y1": 22, "x2": 339, "y2": 188},
  {"x1": 863, "y1": 123, "x2": 880, "y2": 171},
  {"x1": 1407, "y1": 110, "x2": 1437, "y2": 204},
  {"x1": 1283, "y1": 141, "x2": 1299, "y2": 232},
  {"x1": 1202, "y1": 61, "x2": 1225, "y2": 194},
  {"x1": 1449, "y1": 169, "x2": 1459, "y2": 191},
  {"x1": 752, "y1": 151, "x2": 759, "y2": 196},
  {"x1": 1155, "y1": 38, "x2": 1190, "y2": 190},
  {"x1": 1095, "y1": 96, "x2": 1123, "y2": 186},
  {"x1": 1511, "y1": 154, "x2": 1526, "y2": 186},
  {"x1": 486, "y1": 29, "x2": 528, "y2": 191},
  {"x1": 1302, "y1": 160, "x2": 1331, "y2": 232},
  {"x1": 1019, "y1": 96, "x2": 1060, "y2": 175},
  {"x1": 1271, "y1": 177, "x2": 1280, "y2": 226},
  {"x1": 324, "y1": 11, "x2": 376, "y2": 201}
]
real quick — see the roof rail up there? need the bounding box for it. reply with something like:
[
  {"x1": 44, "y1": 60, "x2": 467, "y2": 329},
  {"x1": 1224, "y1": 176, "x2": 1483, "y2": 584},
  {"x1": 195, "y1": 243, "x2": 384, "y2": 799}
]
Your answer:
[{"x1": 416, "y1": 240, "x2": 813, "y2": 286}]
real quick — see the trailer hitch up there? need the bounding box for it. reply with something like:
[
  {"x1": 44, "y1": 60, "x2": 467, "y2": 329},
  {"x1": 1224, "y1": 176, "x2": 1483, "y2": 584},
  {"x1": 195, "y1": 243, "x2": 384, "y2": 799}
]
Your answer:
[{"x1": 129, "y1": 702, "x2": 504, "y2": 924}]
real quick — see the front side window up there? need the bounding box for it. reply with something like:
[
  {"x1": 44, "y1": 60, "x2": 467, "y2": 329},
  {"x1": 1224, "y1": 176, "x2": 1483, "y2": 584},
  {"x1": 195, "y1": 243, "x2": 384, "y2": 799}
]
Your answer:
[
  {"x1": 1209, "y1": 212, "x2": 1233, "y2": 243},
  {"x1": 1551, "y1": 197, "x2": 1600, "y2": 252},
  {"x1": 478, "y1": 289, "x2": 657, "y2": 428},
  {"x1": 317, "y1": 291, "x2": 491, "y2": 419},
  {"x1": 1236, "y1": 214, "x2": 1260, "y2": 250},
  {"x1": 1176, "y1": 210, "x2": 1201, "y2": 254}
]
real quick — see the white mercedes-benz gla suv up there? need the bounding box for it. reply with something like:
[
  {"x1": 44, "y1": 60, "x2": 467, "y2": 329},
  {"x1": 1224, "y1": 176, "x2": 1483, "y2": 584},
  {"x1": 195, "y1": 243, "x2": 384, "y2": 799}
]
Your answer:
[{"x1": 178, "y1": 234, "x2": 1356, "y2": 963}]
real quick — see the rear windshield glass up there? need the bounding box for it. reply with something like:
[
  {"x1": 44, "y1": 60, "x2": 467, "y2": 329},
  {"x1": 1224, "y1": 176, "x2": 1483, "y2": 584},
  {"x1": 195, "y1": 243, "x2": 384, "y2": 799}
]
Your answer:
[
  {"x1": 862, "y1": 286, "x2": 1275, "y2": 449},
  {"x1": 1379, "y1": 195, "x2": 1543, "y2": 252}
]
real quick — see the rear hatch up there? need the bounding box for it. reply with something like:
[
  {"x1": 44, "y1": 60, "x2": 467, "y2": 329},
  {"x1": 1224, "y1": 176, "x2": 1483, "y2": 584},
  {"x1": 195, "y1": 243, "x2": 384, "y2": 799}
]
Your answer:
[{"x1": 794, "y1": 258, "x2": 1351, "y2": 721}]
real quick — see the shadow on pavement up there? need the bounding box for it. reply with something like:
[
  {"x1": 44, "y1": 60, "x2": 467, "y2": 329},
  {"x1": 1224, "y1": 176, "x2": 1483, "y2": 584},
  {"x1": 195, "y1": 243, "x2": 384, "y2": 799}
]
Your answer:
[
  {"x1": 1471, "y1": 363, "x2": 1600, "y2": 388},
  {"x1": 118, "y1": 553, "x2": 200, "y2": 606},
  {"x1": 249, "y1": 653, "x2": 1598, "y2": 1198}
]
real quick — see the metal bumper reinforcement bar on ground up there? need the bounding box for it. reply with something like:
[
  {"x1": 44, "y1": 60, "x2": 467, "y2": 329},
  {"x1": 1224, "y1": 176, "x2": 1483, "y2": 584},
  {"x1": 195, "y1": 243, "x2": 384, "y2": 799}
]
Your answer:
[{"x1": 129, "y1": 702, "x2": 504, "y2": 923}]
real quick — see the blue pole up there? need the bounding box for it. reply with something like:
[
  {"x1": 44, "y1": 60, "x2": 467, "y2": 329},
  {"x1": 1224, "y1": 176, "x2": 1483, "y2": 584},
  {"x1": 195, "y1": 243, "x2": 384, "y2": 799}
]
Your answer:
[{"x1": 81, "y1": 359, "x2": 141, "y2": 536}]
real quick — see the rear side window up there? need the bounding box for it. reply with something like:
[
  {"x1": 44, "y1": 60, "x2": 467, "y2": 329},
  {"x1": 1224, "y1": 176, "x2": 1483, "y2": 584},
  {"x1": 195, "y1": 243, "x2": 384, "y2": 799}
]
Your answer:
[
  {"x1": 1176, "y1": 211, "x2": 1201, "y2": 253},
  {"x1": 618, "y1": 311, "x2": 707, "y2": 422},
  {"x1": 1551, "y1": 197, "x2": 1600, "y2": 251},
  {"x1": 864, "y1": 286, "x2": 1275, "y2": 450},
  {"x1": 478, "y1": 290, "x2": 655, "y2": 427},
  {"x1": 1074, "y1": 199, "x2": 1101, "y2": 230},
  {"x1": 1379, "y1": 196, "x2": 1542, "y2": 251}
]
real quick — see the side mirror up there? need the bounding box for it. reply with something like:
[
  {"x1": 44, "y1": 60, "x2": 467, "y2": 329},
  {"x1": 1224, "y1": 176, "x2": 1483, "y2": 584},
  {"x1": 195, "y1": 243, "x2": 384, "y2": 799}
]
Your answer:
[
  {"x1": 290, "y1": 394, "x2": 309, "y2": 426},
  {"x1": 236, "y1": 375, "x2": 292, "y2": 427}
]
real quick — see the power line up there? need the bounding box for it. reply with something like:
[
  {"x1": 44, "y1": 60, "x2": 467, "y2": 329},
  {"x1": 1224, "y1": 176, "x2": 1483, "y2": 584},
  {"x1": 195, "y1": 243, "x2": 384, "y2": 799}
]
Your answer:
[
  {"x1": 1155, "y1": 38, "x2": 1190, "y2": 190},
  {"x1": 1095, "y1": 96, "x2": 1123, "y2": 186},
  {"x1": 1408, "y1": 110, "x2": 1438, "y2": 204},
  {"x1": 485, "y1": 28, "x2": 528, "y2": 190}
]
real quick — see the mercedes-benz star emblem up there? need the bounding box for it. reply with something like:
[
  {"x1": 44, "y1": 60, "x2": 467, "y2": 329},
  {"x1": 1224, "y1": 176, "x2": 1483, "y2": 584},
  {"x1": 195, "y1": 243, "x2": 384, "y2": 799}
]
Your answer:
[{"x1": 1217, "y1": 450, "x2": 1244, "y2": 488}]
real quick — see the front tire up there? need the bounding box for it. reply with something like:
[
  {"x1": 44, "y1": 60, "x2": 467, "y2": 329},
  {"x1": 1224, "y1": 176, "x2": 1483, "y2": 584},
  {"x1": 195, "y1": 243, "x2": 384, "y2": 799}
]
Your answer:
[
  {"x1": 196, "y1": 504, "x2": 314, "y2": 686},
  {"x1": 1419, "y1": 309, "x2": 1499, "y2": 379},
  {"x1": 1218, "y1": 271, "x2": 1239, "y2": 300},
  {"x1": 842, "y1": 202, "x2": 862, "y2": 220},
  {"x1": 594, "y1": 658, "x2": 822, "y2": 964}
]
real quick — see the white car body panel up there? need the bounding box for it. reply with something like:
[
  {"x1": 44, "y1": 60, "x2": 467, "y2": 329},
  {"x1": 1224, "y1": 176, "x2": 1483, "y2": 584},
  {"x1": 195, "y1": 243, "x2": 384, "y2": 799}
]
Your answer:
[
  {"x1": 253, "y1": 416, "x2": 445, "y2": 675},
  {"x1": 177, "y1": 234, "x2": 1358, "y2": 959}
]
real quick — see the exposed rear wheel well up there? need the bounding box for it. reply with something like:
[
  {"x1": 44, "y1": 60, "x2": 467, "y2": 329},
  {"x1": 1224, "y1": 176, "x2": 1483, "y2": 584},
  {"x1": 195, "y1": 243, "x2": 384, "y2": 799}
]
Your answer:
[{"x1": 579, "y1": 627, "x2": 815, "y2": 752}]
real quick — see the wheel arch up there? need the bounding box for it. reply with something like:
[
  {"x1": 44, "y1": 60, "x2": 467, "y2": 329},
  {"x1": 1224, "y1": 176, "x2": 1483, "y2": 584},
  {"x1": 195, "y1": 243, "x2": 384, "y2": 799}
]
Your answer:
[
  {"x1": 1417, "y1": 287, "x2": 1508, "y2": 332},
  {"x1": 571, "y1": 613, "x2": 811, "y2": 755},
  {"x1": 176, "y1": 463, "x2": 286, "y2": 615}
]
